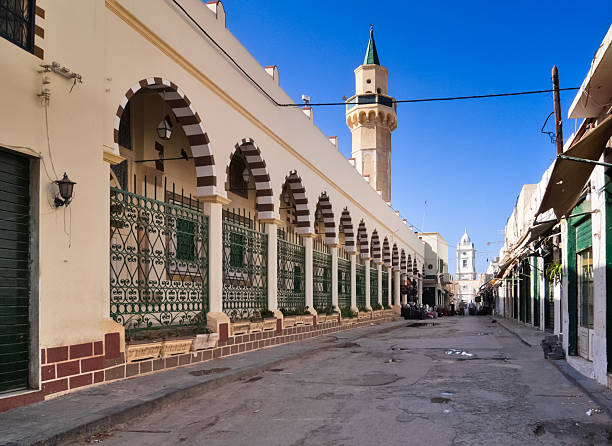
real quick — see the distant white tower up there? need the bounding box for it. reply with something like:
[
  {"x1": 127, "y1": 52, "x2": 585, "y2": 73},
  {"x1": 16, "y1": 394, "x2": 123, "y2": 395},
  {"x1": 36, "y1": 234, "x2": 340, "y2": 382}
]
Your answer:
[
  {"x1": 456, "y1": 229, "x2": 477, "y2": 303},
  {"x1": 456, "y1": 230, "x2": 476, "y2": 280}
]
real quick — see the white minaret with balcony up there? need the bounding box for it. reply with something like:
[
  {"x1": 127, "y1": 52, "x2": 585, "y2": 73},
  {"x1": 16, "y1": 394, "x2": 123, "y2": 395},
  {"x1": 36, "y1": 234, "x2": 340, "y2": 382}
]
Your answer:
[
  {"x1": 345, "y1": 26, "x2": 397, "y2": 203},
  {"x1": 456, "y1": 230, "x2": 476, "y2": 280}
]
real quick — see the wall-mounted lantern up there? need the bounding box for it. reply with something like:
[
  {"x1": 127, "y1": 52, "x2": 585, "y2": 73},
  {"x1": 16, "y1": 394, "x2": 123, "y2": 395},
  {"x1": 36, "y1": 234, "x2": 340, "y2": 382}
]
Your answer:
[
  {"x1": 156, "y1": 115, "x2": 172, "y2": 140},
  {"x1": 54, "y1": 172, "x2": 76, "y2": 207},
  {"x1": 241, "y1": 167, "x2": 250, "y2": 184}
]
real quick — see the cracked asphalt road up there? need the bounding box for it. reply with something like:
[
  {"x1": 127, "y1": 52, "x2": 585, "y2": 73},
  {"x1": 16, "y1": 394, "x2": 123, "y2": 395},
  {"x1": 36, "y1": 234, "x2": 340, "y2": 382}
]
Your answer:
[{"x1": 74, "y1": 317, "x2": 612, "y2": 446}]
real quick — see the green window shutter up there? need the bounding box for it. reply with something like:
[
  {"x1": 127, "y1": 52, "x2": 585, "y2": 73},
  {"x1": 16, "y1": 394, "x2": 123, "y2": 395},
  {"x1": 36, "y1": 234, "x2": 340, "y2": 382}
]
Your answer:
[
  {"x1": 575, "y1": 217, "x2": 592, "y2": 252},
  {"x1": 0, "y1": 149, "x2": 30, "y2": 393}
]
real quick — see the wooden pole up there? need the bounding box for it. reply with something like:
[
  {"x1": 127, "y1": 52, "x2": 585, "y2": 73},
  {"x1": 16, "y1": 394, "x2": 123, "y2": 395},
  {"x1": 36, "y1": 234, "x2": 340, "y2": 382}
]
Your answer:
[{"x1": 552, "y1": 66, "x2": 564, "y2": 155}]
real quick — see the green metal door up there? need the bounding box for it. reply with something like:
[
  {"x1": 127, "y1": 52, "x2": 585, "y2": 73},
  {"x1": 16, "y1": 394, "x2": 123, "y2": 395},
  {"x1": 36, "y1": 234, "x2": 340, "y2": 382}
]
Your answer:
[{"x1": 0, "y1": 148, "x2": 30, "y2": 393}]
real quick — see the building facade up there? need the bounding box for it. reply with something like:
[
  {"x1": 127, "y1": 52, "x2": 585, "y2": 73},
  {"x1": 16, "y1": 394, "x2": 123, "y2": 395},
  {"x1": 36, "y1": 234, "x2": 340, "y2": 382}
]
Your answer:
[
  {"x1": 485, "y1": 24, "x2": 612, "y2": 389},
  {"x1": 419, "y1": 232, "x2": 452, "y2": 308},
  {"x1": 0, "y1": 0, "x2": 431, "y2": 410}
]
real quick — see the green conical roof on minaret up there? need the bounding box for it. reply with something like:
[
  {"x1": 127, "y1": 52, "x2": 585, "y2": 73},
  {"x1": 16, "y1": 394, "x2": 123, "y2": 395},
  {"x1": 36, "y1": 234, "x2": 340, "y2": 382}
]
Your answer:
[{"x1": 363, "y1": 25, "x2": 380, "y2": 65}]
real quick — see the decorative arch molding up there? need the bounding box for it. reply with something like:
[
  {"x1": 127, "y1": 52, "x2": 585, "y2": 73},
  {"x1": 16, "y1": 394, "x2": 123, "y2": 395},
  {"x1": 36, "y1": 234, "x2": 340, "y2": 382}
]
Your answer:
[
  {"x1": 357, "y1": 220, "x2": 369, "y2": 258},
  {"x1": 407, "y1": 254, "x2": 413, "y2": 274},
  {"x1": 370, "y1": 230, "x2": 381, "y2": 262},
  {"x1": 400, "y1": 249, "x2": 407, "y2": 273},
  {"x1": 316, "y1": 192, "x2": 337, "y2": 245},
  {"x1": 339, "y1": 208, "x2": 355, "y2": 252},
  {"x1": 392, "y1": 243, "x2": 399, "y2": 269},
  {"x1": 412, "y1": 258, "x2": 417, "y2": 275},
  {"x1": 229, "y1": 138, "x2": 274, "y2": 219},
  {"x1": 284, "y1": 170, "x2": 312, "y2": 234},
  {"x1": 114, "y1": 77, "x2": 217, "y2": 197},
  {"x1": 382, "y1": 237, "x2": 391, "y2": 266}
]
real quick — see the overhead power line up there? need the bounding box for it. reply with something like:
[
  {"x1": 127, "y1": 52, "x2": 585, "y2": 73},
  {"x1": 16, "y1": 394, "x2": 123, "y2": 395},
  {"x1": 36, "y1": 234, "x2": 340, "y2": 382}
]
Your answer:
[
  {"x1": 172, "y1": 1, "x2": 579, "y2": 109},
  {"x1": 283, "y1": 88, "x2": 580, "y2": 107}
]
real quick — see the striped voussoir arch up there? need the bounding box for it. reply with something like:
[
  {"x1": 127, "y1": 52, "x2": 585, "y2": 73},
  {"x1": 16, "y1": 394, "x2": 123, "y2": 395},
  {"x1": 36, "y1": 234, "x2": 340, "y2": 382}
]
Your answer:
[
  {"x1": 340, "y1": 208, "x2": 355, "y2": 252},
  {"x1": 407, "y1": 254, "x2": 413, "y2": 275},
  {"x1": 370, "y1": 230, "x2": 381, "y2": 262},
  {"x1": 317, "y1": 193, "x2": 337, "y2": 245},
  {"x1": 232, "y1": 138, "x2": 274, "y2": 220},
  {"x1": 382, "y1": 237, "x2": 391, "y2": 266},
  {"x1": 357, "y1": 220, "x2": 369, "y2": 258},
  {"x1": 392, "y1": 244, "x2": 400, "y2": 270},
  {"x1": 114, "y1": 78, "x2": 217, "y2": 197},
  {"x1": 400, "y1": 250, "x2": 407, "y2": 273},
  {"x1": 285, "y1": 171, "x2": 311, "y2": 234}
]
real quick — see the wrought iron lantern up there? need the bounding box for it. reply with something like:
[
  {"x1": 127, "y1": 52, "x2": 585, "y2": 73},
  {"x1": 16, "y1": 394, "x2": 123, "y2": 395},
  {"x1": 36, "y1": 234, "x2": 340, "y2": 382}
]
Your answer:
[
  {"x1": 156, "y1": 115, "x2": 172, "y2": 140},
  {"x1": 54, "y1": 172, "x2": 76, "y2": 207},
  {"x1": 241, "y1": 166, "x2": 250, "y2": 184}
]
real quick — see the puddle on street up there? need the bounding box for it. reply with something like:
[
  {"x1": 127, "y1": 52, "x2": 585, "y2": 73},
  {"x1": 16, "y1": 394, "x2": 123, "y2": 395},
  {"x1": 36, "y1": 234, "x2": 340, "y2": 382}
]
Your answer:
[
  {"x1": 189, "y1": 367, "x2": 230, "y2": 376},
  {"x1": 406, "y1": 322, "x2": 438, "y2": 328},
  {"x1": 445, "y1": 349, "x2": 474, "y2": 357},
  {"x1": 431, "y1": 397, "x2": 451, "y2": 404}
]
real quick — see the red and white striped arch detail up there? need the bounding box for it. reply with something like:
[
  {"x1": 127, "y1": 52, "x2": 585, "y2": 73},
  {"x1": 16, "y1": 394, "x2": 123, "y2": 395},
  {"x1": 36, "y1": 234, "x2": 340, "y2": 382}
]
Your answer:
[
  {"x1": 114, "y1": 78, "x2": 217, "y2": 197},
  {"x1": 392, "y1": 244, "x2": 400, "y2": 270},
  {"x1": 339, "y1": 208, "x2": 355, "y2": 252},
  {"x1": 284, "y1": 171, "x2": 312, "y2": 234},
  {"x1": 370, "y1": 230, "x2": 381, "y2": 262},
  {"x1": 357, "y1": 220, "x2": 369, "y2": 259},
  {"x1": 382, "y1": 237, "x2": 391, "y2": 266},
  {"x1": 230, "y1": 138, "x2": 274, "y2": 220},
  {"x1": 316, "y1": 193, "x2": 337, "y2": 245}
]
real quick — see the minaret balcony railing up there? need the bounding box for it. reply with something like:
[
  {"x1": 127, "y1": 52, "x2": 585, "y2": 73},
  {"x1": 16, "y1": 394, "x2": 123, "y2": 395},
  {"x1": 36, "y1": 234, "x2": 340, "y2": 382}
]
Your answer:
[{"x1": 345, "y1": 94, "x2": 397, "y2": 113}]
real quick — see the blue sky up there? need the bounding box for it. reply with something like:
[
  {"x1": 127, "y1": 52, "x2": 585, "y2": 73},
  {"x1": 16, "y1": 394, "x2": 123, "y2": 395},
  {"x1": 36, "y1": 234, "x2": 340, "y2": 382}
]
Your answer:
[{"x1": 223, "y1": 1, "x2": 612, "y2": 274}]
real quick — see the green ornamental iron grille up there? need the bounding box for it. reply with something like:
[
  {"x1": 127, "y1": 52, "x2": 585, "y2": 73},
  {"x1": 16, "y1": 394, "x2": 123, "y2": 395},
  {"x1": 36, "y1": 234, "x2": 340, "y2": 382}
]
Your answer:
[
  {"x1": 382, "y1": 269, "x2": 389, "y2": 303},
  {"x1": 356, "y1": 261, "x2": 366, "y2": 309},
  {"x1": 313, "y1": 249, "x2": 332, "y2": 309},
  {"x1": 338, "y1": 257, "x2": 351, "y2": 308},
  {"x1": 222, "y1": 212, "x2": 267, "y2": 320},
  {"x1": 109, "y1": 188, "x2": 209, "y2": 331},
  {"x1": 370, "y1": 263, "x2": 378, "y2": 305},
  {"x1": 277, "y1": 231, "x2": 306, "y2": 311}
]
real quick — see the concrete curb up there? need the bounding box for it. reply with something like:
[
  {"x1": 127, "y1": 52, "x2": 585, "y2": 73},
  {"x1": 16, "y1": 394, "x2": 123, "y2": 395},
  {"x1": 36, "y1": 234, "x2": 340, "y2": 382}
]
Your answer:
[
  {"x1": 1, "y1": 320, "x2": 405, "y2": 446},
  {"x1": 494, "y1": 318, "x2": 537, "y2": 347},
  {"x1": 549, "y1": 359, "x2": 612, "y2": 420}
]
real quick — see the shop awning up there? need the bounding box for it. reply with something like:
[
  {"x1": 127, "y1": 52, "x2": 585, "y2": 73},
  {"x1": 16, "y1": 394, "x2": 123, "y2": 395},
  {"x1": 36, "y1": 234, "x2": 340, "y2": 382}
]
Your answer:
[{"x1": 538, "y1": 115, "x2": 612, "y2": 220}]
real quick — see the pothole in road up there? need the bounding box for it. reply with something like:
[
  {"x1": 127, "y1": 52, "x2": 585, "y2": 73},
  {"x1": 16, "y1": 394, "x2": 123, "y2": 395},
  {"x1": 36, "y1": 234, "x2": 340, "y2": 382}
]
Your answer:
[
  {"x1": 189, "y1": 367, "x2": 230, "y2": 376},
  {"x1": 430, "y1": 397, "x2": 451, "y2": 404},
  {"x1": 406, "y1": 322, "x2": 439, "y2": 328},
  {"x1": 268, "y1": 368, "x2": 284, "y2": 372}
]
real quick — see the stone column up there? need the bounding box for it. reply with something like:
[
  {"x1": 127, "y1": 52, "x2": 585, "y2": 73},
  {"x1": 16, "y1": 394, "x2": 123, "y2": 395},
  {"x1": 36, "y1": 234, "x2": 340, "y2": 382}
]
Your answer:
[
  {"x1": 377, "y1": 262, "x2": 383, "y2": 306},
  {"x1": 350, "y1": 253, "x2": 357, "y2": 312},
  {"x1": 331, "y1": 246, "x2": 339, "y2": 310},
  {"x1": 393, "y1": 268, "x2": 401, "y2": 313},
  {"x1": 364, "y1": 258, "x2": 371, "y2": 310},
  {"x1": 200, "y1": 197, "x2": 231, "y2": 339},
  {"x1": 387, "y1": 266, "x2": 393, "y2": 307},
  {"x1": 262, "y1": 219, "x2": 281, "y2": 312},
  {"x1": 418, "y1": 276, "x2": 423, "y2": 305},
  {"x1": 303, "y1": 234, "x2": 314, "y2": 311}
]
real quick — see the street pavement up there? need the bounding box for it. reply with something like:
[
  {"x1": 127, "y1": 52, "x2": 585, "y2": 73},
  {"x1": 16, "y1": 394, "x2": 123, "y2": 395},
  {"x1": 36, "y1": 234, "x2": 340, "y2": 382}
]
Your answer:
[{"x1": 68, "y1": 316, "x2": 612, "y2": 446}]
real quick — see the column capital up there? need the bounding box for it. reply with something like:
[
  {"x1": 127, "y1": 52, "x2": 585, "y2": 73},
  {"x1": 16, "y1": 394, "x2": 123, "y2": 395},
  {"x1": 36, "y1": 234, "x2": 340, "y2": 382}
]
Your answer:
[
  {"x1": 300, "y1": 232, "x2": 317, "y2": 239},
  {"x1": 197, "y1": 194, "x2": 231, "y2": 205},
  {"x1": 259, "y1": 217, "x2": 284, "y2": 226}
]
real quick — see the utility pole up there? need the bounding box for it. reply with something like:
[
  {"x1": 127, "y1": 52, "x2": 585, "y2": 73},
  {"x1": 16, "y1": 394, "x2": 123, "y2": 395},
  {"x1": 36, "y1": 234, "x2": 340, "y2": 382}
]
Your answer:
[{"x1": 552, "y1": 66, "x2": 564, "y2": 155}]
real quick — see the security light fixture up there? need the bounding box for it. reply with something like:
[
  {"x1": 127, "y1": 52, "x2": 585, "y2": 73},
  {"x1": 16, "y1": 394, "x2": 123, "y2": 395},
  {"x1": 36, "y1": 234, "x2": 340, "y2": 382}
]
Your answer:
[
  {"x1": 156, "y1": 115, "x2": 172, "y2": 140},
  {"x1": 282, "y1": 188, "x2": 291, "y2": 204},
  {"x1": 54, "y1": 172, "x2": 76, "y2": 207}
]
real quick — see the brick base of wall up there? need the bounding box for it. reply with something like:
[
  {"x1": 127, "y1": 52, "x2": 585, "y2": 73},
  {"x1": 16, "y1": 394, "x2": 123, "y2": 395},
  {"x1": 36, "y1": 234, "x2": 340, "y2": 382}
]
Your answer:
[{"x1": 0, "y1": 316, "x2": 394, "y2": 413}]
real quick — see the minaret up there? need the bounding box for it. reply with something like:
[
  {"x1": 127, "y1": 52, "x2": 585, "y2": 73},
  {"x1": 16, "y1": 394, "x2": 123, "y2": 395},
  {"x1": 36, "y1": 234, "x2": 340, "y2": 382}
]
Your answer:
[
  {"x1": 456, "y1": 229, "x2": 476, "y2": 280},
  {"x1": 345, "y1": 26, "x2": 397, "y2": 203}
]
